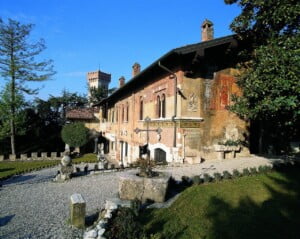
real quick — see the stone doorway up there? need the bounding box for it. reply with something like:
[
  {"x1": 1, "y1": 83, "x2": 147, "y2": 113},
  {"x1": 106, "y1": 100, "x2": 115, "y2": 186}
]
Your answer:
[{"x1": 154, "y1": 148, "x2": 167, "y2": 165}]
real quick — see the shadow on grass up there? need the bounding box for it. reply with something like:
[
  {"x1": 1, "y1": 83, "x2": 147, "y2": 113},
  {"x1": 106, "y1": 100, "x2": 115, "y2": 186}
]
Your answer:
[
  {"x1": 141, "y1": 164, "x2": 300, "y2": 239},
  {"x1": 205, "y1": 164, "x2": 300, "y2": 239},
  {"x1": 0, "y1": 168, "x2": 14, "y2": 173},
  {"x1": 0, "y1": 215, "x2": 15, "y2": 227}
]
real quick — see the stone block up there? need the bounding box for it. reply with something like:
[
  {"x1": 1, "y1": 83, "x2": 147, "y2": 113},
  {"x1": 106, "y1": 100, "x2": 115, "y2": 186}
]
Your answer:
[
  {"x1": 9, "y1": 154, "x2": 16, "y2": 161},
  {"x1": 119, "y1": 172, "x2": 170, "y2": 203},
  {"x1": 70, "y1": 193, "x2": 86, "y2": 229},
  {"x1": 51, "y1": 152, "x2": 58, "y2": 160},
  {"x1": 31, "y1": 152, "x2": 38, "y2": 160},
  {"x1": 41, "y1": 152, "x2": 47, "y2": 160},
  {"x1": 20, "y1": 154, "x2": 27, "y2": 161},
  {"x1": 0, "y1": 155, "x2": 4, "y2": 161}
]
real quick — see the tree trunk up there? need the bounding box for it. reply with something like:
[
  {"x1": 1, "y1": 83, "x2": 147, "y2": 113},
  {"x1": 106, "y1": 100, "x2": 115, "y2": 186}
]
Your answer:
[
  {"x1": 258, "y1": 120, "x2": 264, "y2": 154},
  {"x1": 10, "y1": 119, "x2": 16, "y2": 155}
]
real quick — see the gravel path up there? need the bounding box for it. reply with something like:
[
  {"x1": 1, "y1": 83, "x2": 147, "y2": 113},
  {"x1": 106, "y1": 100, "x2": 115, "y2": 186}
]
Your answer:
[{"x1": 0, "y1": 156, "x2": 275, "y2": 239}]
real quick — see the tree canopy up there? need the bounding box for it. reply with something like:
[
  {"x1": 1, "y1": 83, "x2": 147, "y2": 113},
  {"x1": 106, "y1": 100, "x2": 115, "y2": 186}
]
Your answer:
[
  {"x1": 61, "y1": 122, "x2": 89, "y2": 148},
  {"x1": 225, "y1": 0, "x2": 300, "y2": 153},
  {"x1": 0, "y1": 18, "x2": 55, "y2": 154}
]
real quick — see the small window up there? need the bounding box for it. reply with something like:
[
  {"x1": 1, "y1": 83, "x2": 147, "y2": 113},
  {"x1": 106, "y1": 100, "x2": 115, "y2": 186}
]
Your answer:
[
  {"x1": 139, "y1": 97, "x2": 143, "y2": 120},
  {"x1": 161, "y1": 94, "x2": 166, "y2": 118},
  {"x1": 156, "y1": 95, "x2": 161, "y2": 118},
  {"x1": 126, "y1": 103, "x2": 129, "y2": 122}
]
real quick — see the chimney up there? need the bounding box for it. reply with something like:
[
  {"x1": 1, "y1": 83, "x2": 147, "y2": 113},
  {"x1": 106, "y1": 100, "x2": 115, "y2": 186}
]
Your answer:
[
  {"x1": 119, "y1": 76, "x2": 125, "y2": 88},
  {"x1": 132, "y1": 62, "x2": 141, "y2": 77},
  {"x1": 201, "y1": 19, "x2": 214, "y2": 42}
]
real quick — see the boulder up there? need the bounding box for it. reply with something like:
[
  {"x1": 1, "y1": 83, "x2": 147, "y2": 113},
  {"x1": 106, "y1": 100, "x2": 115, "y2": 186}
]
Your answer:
[{"x1": 119, "y1": 172, "x2": 170, "y2": 203}]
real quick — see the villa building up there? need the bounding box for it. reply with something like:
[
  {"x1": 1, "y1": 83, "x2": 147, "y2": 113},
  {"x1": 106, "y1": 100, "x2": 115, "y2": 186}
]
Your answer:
[{"x1": 95, "y1": 20, "x2": 250, "y2": 166}]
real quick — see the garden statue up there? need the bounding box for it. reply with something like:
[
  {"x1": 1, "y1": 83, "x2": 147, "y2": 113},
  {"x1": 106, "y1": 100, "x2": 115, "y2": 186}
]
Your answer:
[
  {"x1": 97, "y1": 143, "x2": 107, "y2": 170},
  {"x1": 54, "y1": 151, "x2": 74, "y2": 182}
]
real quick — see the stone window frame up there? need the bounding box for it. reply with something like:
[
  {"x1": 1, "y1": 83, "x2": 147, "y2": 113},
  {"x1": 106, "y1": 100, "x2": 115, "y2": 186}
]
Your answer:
[{"x1": 155, "y1": 93, "x2": 166, "y2": 118}]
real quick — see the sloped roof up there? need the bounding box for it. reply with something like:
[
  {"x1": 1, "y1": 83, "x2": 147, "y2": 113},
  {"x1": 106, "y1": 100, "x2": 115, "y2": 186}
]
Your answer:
[
  {"x1": 96, "y1": 34, "x2": 238, "y2": 106},
  {"x1": 66, "y1": 108, "x2": 95, "y2": 120}
]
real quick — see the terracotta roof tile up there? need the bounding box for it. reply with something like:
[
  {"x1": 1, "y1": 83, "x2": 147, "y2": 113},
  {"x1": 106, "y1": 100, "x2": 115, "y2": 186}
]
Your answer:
[{"x1": 66, "y1": 108, "x2": 95, "y2": 120}]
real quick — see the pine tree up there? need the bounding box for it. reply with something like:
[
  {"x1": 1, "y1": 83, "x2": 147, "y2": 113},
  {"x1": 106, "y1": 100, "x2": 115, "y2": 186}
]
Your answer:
[{"x1": 0, "y1": 18, "x2": 55, "y2": 154}]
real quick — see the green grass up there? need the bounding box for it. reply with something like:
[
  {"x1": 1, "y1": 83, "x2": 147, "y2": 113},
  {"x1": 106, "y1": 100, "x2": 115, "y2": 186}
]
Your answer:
[
  {"x1": 0, "y1": 160, "x2": 60, "y2": 180},
  {"x1": 73, "y1": 153, "x2": 97, "y2": 164},
  {"x1": 140, "y1": 166, "x2": 300, "y2": 239},
  {"x1": 0, "y1": 153, "x2": 98, "y2": 180}
]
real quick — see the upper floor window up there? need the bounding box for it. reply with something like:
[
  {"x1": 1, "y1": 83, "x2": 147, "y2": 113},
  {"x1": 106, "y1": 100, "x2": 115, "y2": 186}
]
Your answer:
[
  {"x1": 126, "y1": 103, "x2": 129, "y2": 122},
  {"x1": 156, "y1": 95, "x2": 161, "y2": 118},
  {"x1": 156, "y1": 94, "x2": 166, "y2": 118},
  {"x1": 121, "y1": 105, "x2": 124, "y2": 122},
  {"x1": 139, "y1": 97, "x2": 143, "y2": 120},
  {"x1": 161, "y1": 94, "x2": 166, "y2": 118}
]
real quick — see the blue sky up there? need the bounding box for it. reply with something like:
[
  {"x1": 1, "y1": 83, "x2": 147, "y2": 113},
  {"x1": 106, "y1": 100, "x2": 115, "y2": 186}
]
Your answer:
[{"x1": 0, "y1": 0, "x2": 240, "y2": 100}]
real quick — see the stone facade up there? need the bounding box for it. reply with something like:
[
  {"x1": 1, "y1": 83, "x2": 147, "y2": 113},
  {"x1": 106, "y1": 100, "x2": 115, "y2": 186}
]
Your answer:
[{"x1": 93, "y1": 20, "x2": 250, "y2": 165}]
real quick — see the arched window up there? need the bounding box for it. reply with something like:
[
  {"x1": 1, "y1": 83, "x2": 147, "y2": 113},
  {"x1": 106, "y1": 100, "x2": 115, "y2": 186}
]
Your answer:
[
  {"x1": 116, "y1": 107, "x2": 118, "y2": 122},
  {"x1": 139, "y1": 97, "x2": 143, "y2": 120},
  {"x1": 156, "y1": 95, "x2": 161, "y2": 118},
  {"x1": 126, "y1": 102, "x2": 129, "y2": 122},
  {"x1": 122, "y1": 105, "x2": 124, "y2": 122},
  {"x1": 161, "y1": 94, "x2": 166, "y2": 118}
]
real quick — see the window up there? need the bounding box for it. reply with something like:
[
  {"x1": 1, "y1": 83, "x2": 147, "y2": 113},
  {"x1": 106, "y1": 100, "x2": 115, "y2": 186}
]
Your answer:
[
  {"x1": 125, "y1": 142, "x2": 128, "y2": 157},
  {"x1": 161, "y1": 94, "x2": 166, "y2": 118},
  {"x1": 156, "y1": 94, "x2": 166, "y2": 118},
  {"x1": 126, "y1": 103, "x2": 129, "y2": 122},
  {"x1": 111, "y1": 109, "x2": 114, "y2": 123},
  {"x1": 156, "y1": 95, "x2": 161, "y2": 118},
  {"x1": 116, "y1": 107, "x2": 118, "y2": 122},
  {"x1": 122, "y1": 105, "x2": 124, "y2": 122},
  {"x1": 139, "y1": 97, "x2": 143, "y2": 120}
]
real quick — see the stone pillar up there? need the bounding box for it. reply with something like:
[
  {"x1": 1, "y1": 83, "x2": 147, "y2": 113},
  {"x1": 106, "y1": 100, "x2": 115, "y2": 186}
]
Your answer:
[
  {"x1": 217, "y1": 151, "x2": 224, "y2": 160},
  {"x1": 70, "y1": 193, "x2": 86, "y2": 229},
  {"x1": 41, "y1": 152, "x2": 47, "y2": 160},
  {"x1": 9, "y1": 154, "x2": 16, "y2": 161},
  {"x1": 31, "y1": 152, "x2": 38, "y2": 160},
  {"x1": 51, "y1": 152, "x2": 57, "y2": 160},
  {"x1": 21, "y1": 154, "x2": 27, "y2": 161},
  {"x1": 0, "y1": 155, "x2": 4, "y2": 161}
]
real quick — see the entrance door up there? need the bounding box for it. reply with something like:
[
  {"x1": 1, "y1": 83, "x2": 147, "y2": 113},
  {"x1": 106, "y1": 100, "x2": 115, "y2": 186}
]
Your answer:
[{"x1": 154, "y1": 148, "x2": 167, "y2": 165}]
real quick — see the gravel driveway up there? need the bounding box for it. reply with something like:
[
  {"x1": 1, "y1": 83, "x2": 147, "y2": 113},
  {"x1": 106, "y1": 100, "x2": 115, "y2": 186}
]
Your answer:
[{"x1": 0, "y1": 156, "x2": 274, "y2": 239}]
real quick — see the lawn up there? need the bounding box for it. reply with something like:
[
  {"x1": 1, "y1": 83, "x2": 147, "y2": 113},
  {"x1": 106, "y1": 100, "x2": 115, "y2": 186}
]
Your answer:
[
  {"x1": 0, "y1": 160, "x2": 60, "y2": 180},
  {"x1": 140, "y1": 165, "x2": 300, "y2": 239},
  {"x1": 0, "y1": 153, "x2": 97, "y2": 180}
]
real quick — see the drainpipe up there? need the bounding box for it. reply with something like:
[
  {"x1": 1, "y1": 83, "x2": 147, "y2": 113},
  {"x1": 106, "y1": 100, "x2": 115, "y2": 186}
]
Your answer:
[{"x1": 158, "y1": 61, "x2": 177, "y2": 148}]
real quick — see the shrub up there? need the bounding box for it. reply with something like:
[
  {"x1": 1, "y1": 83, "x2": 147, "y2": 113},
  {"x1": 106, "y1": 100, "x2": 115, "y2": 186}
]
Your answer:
[
  {"x1": 203, "y1": 173, "x2": 212, "y2": 183},
  {"x1": 61, "y1": 122, "x2": 89, "y2": 148},
  {"x1": 250, "y1": 167, "x2": 258, "y2": 175},
  {"x1": 242, "y1": 168, "x2": 250, "y2": 176},
  {"x1": 232, "y1": 169, "x2": 241, "y2": 178},
  {"x1": 213, "y1": 172, "x2": 222, "y2": 182},
  {"x1": 104, "y1": 207, "x2": 145, "y2": 239},
  {"x1": 192, "y1": 175, "x2": 202, "y2": 185},
  {"x1": 181, "y1": 176, "x2": 192, "y2": 186},
  {"x1": 223, "y1": 170, "x2": 232, "y2": 180}
]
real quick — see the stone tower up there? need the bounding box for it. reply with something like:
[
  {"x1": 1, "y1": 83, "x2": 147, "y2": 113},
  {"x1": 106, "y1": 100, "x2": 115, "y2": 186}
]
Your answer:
[
  {"x1": 201, "y1": 19, "x2": 214, "y2": 42},
  {"x1": 87, "y1": 70, "x2": 111, "y2": 97}
]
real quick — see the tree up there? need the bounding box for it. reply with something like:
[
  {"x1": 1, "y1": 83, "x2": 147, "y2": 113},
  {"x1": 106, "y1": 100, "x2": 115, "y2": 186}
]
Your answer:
[
  {"x1": 89, "y1": 87, "x2": 107, "y2": 105},
  {"x1": 0, "y1": 83, "x2": 27, "y2": 141},
  {"x1": 61, "y1": 122, "x2": 89, "y2": 149},
  {"x1": 225, "y1": 0, "x2": 300, "y2": 153},
  {"x1": 0, "y1": 18, "x2": 55, "y2": 154}
]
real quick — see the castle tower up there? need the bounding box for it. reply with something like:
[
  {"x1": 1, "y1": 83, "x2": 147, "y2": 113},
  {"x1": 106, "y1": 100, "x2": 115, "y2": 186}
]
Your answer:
[
  {"x1": 201, "y1": 19, "x2": 214, "y2": 42},
  {"x1": 87, "y1": 70, "x2": 111, "y2": 97}
]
